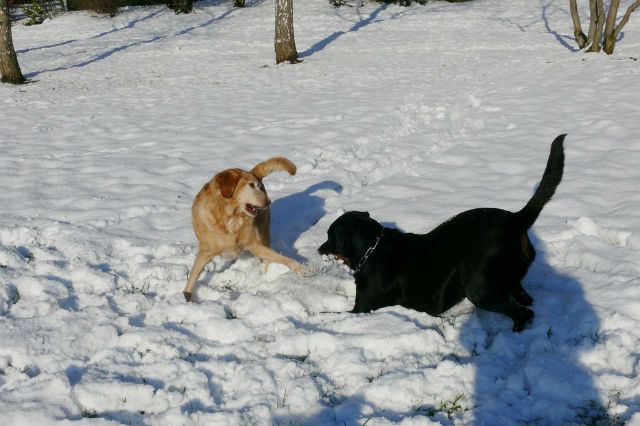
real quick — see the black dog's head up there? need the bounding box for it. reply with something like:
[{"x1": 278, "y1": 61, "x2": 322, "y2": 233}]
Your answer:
[{"x1": 318, "y1": 211, "x2": 383, "y2": 269}]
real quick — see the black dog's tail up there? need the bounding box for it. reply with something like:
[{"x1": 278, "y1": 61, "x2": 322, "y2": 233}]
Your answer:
[{"x1": 515, "y1": 134, "x2": 566, "y2": 229}]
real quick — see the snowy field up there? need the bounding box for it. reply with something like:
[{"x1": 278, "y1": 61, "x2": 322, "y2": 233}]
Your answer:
[{"x1": 1, "y1": 0, "x2": 640, "y2": 424}]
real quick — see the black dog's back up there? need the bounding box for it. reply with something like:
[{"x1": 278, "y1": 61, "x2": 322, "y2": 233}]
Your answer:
[{"x1": 361, "y1": 208, "x2": 526, "y2": 316}]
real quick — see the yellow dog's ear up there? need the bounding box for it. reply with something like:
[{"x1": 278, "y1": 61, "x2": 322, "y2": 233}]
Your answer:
[{"x1": 214, "y1": 169, "x2": 242, "y2": 198}]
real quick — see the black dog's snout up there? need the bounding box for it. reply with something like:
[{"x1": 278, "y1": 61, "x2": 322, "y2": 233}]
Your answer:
[{"x1": 318, "y1": 240, "x2": 332, "y2": 255}]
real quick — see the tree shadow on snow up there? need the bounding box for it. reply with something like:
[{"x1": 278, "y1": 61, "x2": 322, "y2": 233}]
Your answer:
[
  {"x1": 25, "y1": 6, "x2": 237, "y2": 78},
  {"x1": 300, "y1": 3, "x2": 412, "y2": 58},
  {"x1": 540, "y1": 0, "x2": 579, "y2": 52},
  {"x1": 17, "y1": 39, "x2": 78, "y2": 55},
  {"x1": 90, "y1": 9, "x2": 165, "y2": 40},
  {"x1": 269, "y1": 180, "x2": 342, "y2": 262},
  {"x1": 458, "y1": 230, "x2": 607, "y2": 425}
]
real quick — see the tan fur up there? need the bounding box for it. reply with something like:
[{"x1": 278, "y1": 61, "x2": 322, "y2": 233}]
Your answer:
[
  {"x1": 183, "y1": 157, "x2": 305, "y2": 301},
  {"x1": 251, "y1": 157, "x2": 296, "y2": 179}
]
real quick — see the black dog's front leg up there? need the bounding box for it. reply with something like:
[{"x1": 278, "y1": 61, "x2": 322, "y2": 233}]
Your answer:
[
  {"x1": 351, "y1": 277, "x2": 376, "y2": 313},
  {"x1": 351, "y1": 291, "x2": 368, "y2": 313}
]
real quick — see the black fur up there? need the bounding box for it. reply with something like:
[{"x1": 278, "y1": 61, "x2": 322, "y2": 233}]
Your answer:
[{"x1": 319, "y1": 134, "x2": 566, "y2": 331}]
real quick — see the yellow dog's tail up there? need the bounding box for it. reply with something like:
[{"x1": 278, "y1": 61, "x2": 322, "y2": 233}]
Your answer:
[{"x1": 251, "y1": 157, "x2": 296, "y2": 179}]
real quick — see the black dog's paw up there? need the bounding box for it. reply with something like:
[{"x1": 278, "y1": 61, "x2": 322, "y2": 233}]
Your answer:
[{"x1": 512, "y1": 308, "x2": 534, "y2": 332}]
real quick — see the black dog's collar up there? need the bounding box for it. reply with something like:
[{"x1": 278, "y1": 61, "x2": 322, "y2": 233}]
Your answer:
[{"x1": 355, "y1": 228, "x2": 384, "y2": 272}]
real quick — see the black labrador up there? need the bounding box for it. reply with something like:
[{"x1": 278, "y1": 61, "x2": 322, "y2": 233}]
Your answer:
[{"x1": 319, "y1": 134, "x2": 565, "y2": 331}]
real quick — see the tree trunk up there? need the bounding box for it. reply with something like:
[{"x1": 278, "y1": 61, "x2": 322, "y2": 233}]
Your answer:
[
  {"x1": 602, "y1": 0, "x2": 620, "y2": 53},
  {"x1": 570, "y1": 0, "x2": 640, "y2": 54},
  {"x1": 569, "y1": 0, "x2": 588, "y2": 48},
  {"x1": 586, "y1": 0, "x2": 598, "y2": 45},
  {"x1": 588, "y1": 0, "x2": 605, "y2": 52},
  {"x1": 0, "y1": 0, "x2": 25, "y2": 84},
  {"x1": 275, "y1": 0, "x2": 298, "y2": 64}
]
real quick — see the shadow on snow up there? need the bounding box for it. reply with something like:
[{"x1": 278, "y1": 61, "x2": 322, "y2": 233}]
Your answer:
[
  {"x1": 458, "y1": 230, "x2": 604, "y2": 425},
  {"x1": 270, "y1": 230, "x2": 605, "y2": 425},
  {"x1": 270, "y1": 180, "x2": 343, "y2": 262},
  {"x1": 299, "y1": 3, "x2": 414, "y2": 58},
  {"x1": 24, "y1": 6, "x2": 237, "y2": 78}
]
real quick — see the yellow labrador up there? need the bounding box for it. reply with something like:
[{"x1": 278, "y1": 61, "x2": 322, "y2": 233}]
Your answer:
[{"x1": 184, "y1": 157, "x2": 307, "y2": 301}]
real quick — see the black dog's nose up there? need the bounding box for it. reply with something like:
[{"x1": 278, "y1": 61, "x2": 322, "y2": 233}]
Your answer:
[{"x1": 318, "y1": 240, "x2": 331, "y2": 255}]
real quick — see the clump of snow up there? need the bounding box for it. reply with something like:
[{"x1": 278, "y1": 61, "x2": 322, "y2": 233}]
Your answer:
[{"x1": 1, "y1": 0, "x2": 639, "y2": 424}]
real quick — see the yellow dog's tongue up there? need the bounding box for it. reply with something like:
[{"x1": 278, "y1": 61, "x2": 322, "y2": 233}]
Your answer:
[{"x1": 246, "y1": 204, "x2": 257, "y2": 216}]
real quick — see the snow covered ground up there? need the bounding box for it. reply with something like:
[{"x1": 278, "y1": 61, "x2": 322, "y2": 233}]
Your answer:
[{"x1": 1, "y1": 0, "x2": 640, "y2": 424}]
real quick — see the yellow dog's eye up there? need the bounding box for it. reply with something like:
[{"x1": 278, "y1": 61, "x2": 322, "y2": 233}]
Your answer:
[{"x1": 249, "y1": 183, "x2": 256, "y2": 189}]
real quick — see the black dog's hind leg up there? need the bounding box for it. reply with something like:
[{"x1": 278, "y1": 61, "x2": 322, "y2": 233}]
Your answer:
[
  {"x1": 476, "y1": 296, "x2": 534, "y2": 332},
  {"x1": 464, "y1": 259, "x2": 535, "y2": 331},
  {"x1": 512, "y1": 281, "x2": 533, "y2": 306},
  {"x1": 465, "y1": 274, "x2": 534, "y2": 332}
]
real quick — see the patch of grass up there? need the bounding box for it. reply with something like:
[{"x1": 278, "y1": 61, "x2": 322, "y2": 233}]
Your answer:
[
  {"x1": 414, "y1": 393, "x2": 469, "y2": 420},
  {"x1": 366, "y1": 367, "x2": 390, "y2": 383},
  {"x1": 277, "y1": 386, "x2": 288, "y2": 409},
  {"x1": 137, "y1": 347, "x2": 151, "y2": 358},
  {"x1": 608, "y1": 387, "x2": 623, "y2": 402},
  {"x1": 575, "y1": 400, "x2": 624, "y2": 426},
  {"x1": 82, "y1": 409, "x2": 99, "y2": 418},
  {"x1": 320, "y1": 387, "x2": 342, "y2": 407},
  {"x1": 439, "y1": 393, "x2": 468, "y2": 419},
  {"x1": 121, "y1": 275, "x2": 152, "y2": 295}
]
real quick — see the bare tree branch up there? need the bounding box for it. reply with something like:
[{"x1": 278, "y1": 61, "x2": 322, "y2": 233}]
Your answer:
[
  {"x1": 604, "y1": 0, "x2": 620, "y2": 40},
  {"x1": 603, "y1": 0, "x2": 620, "y2": 53},
  {"x1": 614, "y1": 0, "x2": 640, "y2": 39}
]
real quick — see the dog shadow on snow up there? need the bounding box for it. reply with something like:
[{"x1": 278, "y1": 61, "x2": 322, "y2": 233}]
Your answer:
[
  {"x1": 273, "y1": 230, "x2": 608, "y2": 426},
  {"x1": 456, "y1": 231, "x2": 606, "y2": 425},
  {"x1": 269, "y1": 180, "x2": 343, "y2": 262}
]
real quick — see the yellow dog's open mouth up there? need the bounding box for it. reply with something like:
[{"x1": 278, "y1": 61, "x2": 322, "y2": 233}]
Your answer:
[{"x1": 244, "y1": 204, "x2": 264, "y2": 217}]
